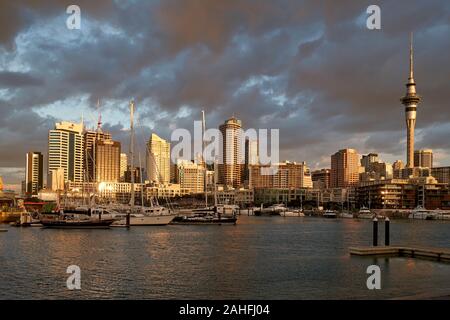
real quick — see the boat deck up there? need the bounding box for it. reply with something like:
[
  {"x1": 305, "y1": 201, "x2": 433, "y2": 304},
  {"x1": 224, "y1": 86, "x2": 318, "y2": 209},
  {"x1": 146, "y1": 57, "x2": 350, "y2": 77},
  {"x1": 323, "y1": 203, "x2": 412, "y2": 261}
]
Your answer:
[{"x1": 349, "y1": 245, "x2": 450, "y2": 262}]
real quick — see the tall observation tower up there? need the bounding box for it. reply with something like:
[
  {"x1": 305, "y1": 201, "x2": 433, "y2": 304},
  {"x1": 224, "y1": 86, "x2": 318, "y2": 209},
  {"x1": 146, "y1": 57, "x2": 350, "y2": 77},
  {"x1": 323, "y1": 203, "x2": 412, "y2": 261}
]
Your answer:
[{"x1": 401, "y1": 33, "x2": 421, "y2": 168}]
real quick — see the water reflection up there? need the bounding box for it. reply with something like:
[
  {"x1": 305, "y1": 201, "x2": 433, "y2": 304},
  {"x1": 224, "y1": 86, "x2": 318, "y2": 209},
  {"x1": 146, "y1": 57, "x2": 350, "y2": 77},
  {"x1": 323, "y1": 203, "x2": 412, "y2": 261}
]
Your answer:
[{"x1": 0, "y1": 216, "x2": 449, "y2": 299}]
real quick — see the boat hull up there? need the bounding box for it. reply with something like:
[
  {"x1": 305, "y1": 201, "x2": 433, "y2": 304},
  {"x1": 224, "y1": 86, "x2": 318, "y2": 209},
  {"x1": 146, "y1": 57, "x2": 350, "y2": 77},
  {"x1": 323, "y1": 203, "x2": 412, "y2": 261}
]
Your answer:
[
  {"x1": 0, "y1": 212, "x2": 21, "y2": 223},
  {"x1": 112, "y1": 214, "x2": 175, "y2": 226},
  {"x1": 281, "y1": 211, "x2": 305, "y2": 217},
  {"x1": 171, "y1": 216, "x2": 237, "y2": 225},
  {"x1": 40, "y1": 219, "x2": 115, "y2": 229}
]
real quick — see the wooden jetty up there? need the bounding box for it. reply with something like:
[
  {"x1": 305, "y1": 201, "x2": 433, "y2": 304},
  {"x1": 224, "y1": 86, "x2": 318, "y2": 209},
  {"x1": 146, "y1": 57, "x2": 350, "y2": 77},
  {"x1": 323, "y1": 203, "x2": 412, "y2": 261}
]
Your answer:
[{"x1": 349, "y1": 246, "x2": 450, "y2": 262}]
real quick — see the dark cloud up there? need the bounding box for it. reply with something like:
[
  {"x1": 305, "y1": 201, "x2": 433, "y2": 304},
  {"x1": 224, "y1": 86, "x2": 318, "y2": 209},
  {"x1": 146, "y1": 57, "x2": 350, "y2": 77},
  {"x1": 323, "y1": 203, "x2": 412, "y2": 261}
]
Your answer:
[
  {"x1": 0, "y1": 0, "x2": 450, "y2": 185},
  {"x1": 0, "y1": 71, "x2": 43, "y2": 87}
]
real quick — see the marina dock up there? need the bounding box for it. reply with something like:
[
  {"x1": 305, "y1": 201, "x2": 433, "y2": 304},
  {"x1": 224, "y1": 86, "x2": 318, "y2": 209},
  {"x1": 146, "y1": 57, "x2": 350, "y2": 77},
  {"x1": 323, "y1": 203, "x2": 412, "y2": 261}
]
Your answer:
[{"x1": 349, "y1": 246, "x2": 450, "y2": 262}]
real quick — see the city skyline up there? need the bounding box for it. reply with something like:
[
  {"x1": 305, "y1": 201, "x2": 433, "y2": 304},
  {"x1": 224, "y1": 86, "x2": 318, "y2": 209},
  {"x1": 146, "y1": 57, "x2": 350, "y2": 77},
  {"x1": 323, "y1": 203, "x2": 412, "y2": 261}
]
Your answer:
[{"x1": 1, "y1": 1, "x2": 450, "y2": 189}]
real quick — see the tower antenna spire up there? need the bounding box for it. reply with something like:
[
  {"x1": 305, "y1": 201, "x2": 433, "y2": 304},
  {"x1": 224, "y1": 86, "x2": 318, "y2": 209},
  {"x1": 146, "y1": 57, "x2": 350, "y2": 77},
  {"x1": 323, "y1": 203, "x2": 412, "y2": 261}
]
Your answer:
[
  {"x1": 96, "y1": 99, "x2": 102, "y2": 132},
  {"x1": 409, "y1": 32, "x2": 414, "y2": 81}
]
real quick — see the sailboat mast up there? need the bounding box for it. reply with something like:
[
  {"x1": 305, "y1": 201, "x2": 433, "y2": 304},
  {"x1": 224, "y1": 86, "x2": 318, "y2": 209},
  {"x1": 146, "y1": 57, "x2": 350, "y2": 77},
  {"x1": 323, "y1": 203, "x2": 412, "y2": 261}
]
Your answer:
[
  {"x1": 201, "y1": 110, "x2": 208, "y2": 207},
  {"x1": 139, "y1": 152, "x2": 144, "y2": 211},
  {"x1": 128, "y1": 100, "x2": 135, "y2": 227},
  {"x1": 214, "y1": 157, "x2": 218, "y2": 207}
]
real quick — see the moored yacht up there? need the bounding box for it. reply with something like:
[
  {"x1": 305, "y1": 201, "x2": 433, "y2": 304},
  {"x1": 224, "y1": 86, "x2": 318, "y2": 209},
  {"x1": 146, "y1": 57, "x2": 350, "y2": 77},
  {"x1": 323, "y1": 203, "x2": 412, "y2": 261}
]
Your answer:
[
  {"x1": 357, "y1": 207, "x2": 373, "y2": 219},
  {"x1": 111, "y1": 205, "x2": 175, "y2": 226},
  {"x1": 340, "y1": 211, "x2": 354, "y2": 219},
  {"x1": 39, "y1": 208, "x2": 116, "y2": 229},
  {"x1": 408, "y1": 206, "x2": 437, "y2": 220},
  {"x1": 254, "y1": 204, "x2": 286, "y2": 216},
  {"x1": 323, "y1": 209, "x2": 337, "y2": 218},
  {"x1": 281, "y1": 209, "x2": 305, "y2": 217}
]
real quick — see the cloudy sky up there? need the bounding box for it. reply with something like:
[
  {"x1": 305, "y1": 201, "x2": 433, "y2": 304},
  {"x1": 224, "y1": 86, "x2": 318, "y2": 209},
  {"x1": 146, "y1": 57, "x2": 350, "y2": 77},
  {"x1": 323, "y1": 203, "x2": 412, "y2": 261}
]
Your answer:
[{"x1": 1, "y1": 0, "x2": 450, "y2": 188}]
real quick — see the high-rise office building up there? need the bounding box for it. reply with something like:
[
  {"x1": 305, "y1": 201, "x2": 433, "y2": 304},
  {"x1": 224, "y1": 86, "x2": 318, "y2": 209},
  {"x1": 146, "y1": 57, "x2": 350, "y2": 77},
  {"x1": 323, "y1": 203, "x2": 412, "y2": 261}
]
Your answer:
[
  {"x1": 176, "y1": 160, "x2": 205, "y2": 194},
  {"x1": 25, "y1": 151, "x2": 43, "y2": 195},
  {"x1": 120, "y1": 153, "x2": 128, "y2": 182},
  {"x1": 330, "y1": 149, "x2": 360, "y2": 188},
  {"x1": 361, "y1": 153, "x2": 379, "y2": 171},
  {"x1": 414, "y1": 149, "x2": 433, "y2": 168},
  {"x1": 48, "y1": 121, "x2": 84, "y2": 184},
  {"x1": 147, "y1": 133, "x2": 170, "y2": 185},
  {"x1": 244, "y1": 138, "x2": 259, "y2": 184},
  {"x1": 401, "y1": 34, "x2": 421, "y2": 168},
  {"x1": 393, "y1": 160, "x2": 405, "y2": 171},
  {"x1": 218, "y1": 117, "x2": 244, "y2": 188},
  {"x1": 359, "y1": 161, "x2": 393, "y2": 181},
  {"x1": 95, "y1": 140, "x2": 121, "y2": 182},
  {"x1": 312, "y1": 169, "x2": 331, "y2": 189},
  {"x1": 84, "y1": 130, "x2": 112, "y2": 181}
]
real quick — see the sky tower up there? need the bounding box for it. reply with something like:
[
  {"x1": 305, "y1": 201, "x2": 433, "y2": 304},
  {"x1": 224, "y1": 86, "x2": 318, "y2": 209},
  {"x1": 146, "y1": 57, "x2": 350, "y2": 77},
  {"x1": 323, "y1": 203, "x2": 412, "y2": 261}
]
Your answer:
[{"x1": 401, "y1": 33, "x2": 421, "y2": 168}]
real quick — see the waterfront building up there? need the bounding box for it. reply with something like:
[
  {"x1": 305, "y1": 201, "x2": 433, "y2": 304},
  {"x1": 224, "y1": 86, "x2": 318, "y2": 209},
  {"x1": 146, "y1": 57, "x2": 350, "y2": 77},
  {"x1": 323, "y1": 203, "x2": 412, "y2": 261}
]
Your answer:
[
  {"x1": 95, "y1": 139, "x2": 121, "y2": 183},
  {"x1": 249, "y1": 161, "x2": 312, "y2": 189},
  {"x1": 218, "y1": 117, "x2": 244, "y2": 188},
  {"x1": 357, "y1": 177, "x2": 449, "y2": 210},
  {"x1": 147, "y1": 133, "x2": 171, "y2": 185},
  {"x1": 414, "y1": 149, "x2": 433, "y2": 168},
  {"x1": 48, "y1": 121, "x2": 84, "y2": 184},
  {"x1": 145, "y1": 183, "x2": 190, "y2": 199},
  {"x1": 68, "y1": 181, "x2": 144, "y2": 204},
  {"x1": 330, "y1": 149, "x2": 360, "y2": 188},
  {"x1": 254, "y1": 188, "x2": 307, "y2": 206},
  {"x1": 312, "y1": 169, "x2": 331, "y2": 189},
  {"x1": 431, "y1": 167, "x2": 450, "y2": 184},
  {"x1": 25, "y1": 151, "x2": 43, "y2": 195},
  {"x1": 120, "y1": 153, "x2": 128, "y2": 182},
  {"x1": 401, "y1": 34, "x2": 421, "y2": 168},
  {"x1": 214, "y1": 188, "x2": 254, "y2": 206},
  {"x1": 176, "y1": 160, "x2": 205, "y2": 194}
]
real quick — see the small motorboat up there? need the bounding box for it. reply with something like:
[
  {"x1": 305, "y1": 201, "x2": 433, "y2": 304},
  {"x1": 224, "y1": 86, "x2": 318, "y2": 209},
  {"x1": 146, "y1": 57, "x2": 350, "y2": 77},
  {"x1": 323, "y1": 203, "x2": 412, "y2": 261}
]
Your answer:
[
  {"x1": 408, "y1": 206, "x2": 437, "y2": 220},
  {"x1": 11, "y1": 212, "x2": 42, "y2": 227},
  {"x1": 281, "y1": 209, "x2": 305, "y2": 217},
  {"x1": 357, "y1": 207, "x2": 373, "y2": 219},
  {"x1": 340, "y1": 211, "x2": 354, "y2": 219}
]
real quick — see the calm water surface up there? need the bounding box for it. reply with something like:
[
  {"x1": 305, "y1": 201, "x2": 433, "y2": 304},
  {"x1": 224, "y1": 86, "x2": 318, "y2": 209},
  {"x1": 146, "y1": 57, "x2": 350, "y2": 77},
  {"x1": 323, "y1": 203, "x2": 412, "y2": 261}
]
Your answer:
[{"x1": 0, "y1": 216, "x2": 449, "y2": 299}]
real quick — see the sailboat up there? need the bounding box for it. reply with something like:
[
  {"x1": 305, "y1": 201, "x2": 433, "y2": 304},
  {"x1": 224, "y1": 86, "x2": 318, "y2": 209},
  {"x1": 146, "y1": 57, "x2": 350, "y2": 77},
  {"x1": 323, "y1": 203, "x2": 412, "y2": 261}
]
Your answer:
[
  {"x1": 112, "y1": 100, "x2": 176, "y2": 227},
  {"x1": 340, "y1": 190, "x2": 354, "y2": 218},
  {"x1": 172, "y1": 111, "x2": 237, "y2": 225}
]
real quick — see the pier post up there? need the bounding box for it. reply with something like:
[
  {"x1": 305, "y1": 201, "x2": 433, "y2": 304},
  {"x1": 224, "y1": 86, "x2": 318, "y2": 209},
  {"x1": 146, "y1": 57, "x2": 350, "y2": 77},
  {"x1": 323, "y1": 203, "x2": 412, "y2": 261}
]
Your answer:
[
  {"x1": 372, "y1": 217, "x2": 378, "y2": 247},
  {"x1": 385, "y1": 217, "x2": 390, "y2": 246}
]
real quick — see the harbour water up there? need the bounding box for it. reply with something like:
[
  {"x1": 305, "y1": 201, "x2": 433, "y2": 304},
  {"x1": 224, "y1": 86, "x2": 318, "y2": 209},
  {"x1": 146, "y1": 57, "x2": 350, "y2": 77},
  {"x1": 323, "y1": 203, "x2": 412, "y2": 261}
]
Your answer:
[{"x1": 0, "y1": 216, "x2": 449, "y2": 299}]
